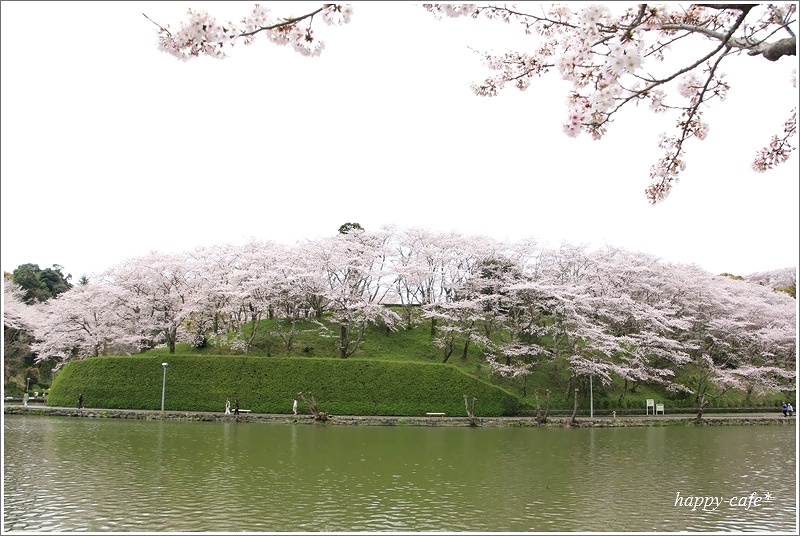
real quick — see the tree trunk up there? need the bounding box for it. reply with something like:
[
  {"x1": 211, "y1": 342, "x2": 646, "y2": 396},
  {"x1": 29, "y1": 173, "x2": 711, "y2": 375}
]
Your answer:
[
  {"x1": 339, "y1": 324, "x2": 348, "y2": 358},
  {"x1": 694, "y1": 395, "x2": 708, "y2": 425},
  {"x1": 460, "y1": 337, "x2": 470, "y2": 362},
  {"x1": 404, "y1": 306, "x2": 414, "y2": 330},
  {"x1": 441, "y1": 338, "x2": 453, "y2": 363},
  {"x1": 297, "y1": 391, "x2": 329, "y2": 422},
  {"x1": 569, "y1": 388, "x2": 579, "y2": 426},
  {"x1": 564, "y1": 376, "x2": 573, "y2": 403},
  {"x1": 535, "y1": 389, "x2": 551, "y2": 424},
  {"x1": 464, "y1": 394, "x2": 478, "y2": 427},
  {"x1": 618, "y1": 378, "x2": 628, "y2": 404}
]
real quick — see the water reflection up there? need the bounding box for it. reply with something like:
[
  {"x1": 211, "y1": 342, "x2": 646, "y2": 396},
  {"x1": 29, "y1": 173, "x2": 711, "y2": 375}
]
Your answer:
[{"x1": 3, "y1": 417, "x2": 796, "y2": 532}]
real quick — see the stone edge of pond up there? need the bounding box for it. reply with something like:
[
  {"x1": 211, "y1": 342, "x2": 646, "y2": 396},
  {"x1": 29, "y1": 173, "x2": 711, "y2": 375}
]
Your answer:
[{"x1": 4, "y1": 405, "x2": 796, "y2": 428}]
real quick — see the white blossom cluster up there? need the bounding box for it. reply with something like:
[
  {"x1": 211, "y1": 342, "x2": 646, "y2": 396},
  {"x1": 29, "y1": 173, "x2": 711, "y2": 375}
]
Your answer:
[
  {"x1": 155, "y1": 4, "x2": 352, "y2": 61},
  {"x1": 157, "y1": 9, "x2": 237, "y2": 61},
  {"x1": 752, "y1": 109, "x2": 798, "y2": 172},
  {"x1": 321, "y1": 4, "x2": 353, "y2": 25}
]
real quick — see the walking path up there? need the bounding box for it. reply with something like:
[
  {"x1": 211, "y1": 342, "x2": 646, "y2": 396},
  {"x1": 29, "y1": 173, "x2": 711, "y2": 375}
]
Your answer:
[{"x1": 4, "y1": 403, "x2": 795, "y2": 428}]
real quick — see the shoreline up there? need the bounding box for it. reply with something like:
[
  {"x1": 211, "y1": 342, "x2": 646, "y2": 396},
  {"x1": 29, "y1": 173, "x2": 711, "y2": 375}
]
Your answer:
[{"x1": 4, "y1": 404, "x2": 796, "y2": 428}]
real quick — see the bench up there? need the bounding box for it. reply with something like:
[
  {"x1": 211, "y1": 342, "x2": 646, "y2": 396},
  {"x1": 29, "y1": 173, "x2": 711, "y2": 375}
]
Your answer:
[
  {"x1": 233, "y1": 409, "x2": 251, "y2": 413},
  {"x1": 426, "y1": 412, "x2": 446, "y2": 416}
]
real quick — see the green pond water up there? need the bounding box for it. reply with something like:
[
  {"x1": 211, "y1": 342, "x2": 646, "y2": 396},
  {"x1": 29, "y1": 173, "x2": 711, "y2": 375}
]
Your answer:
[{"x1": 3, "y1": 415, "x2": 796, "y2": 532}]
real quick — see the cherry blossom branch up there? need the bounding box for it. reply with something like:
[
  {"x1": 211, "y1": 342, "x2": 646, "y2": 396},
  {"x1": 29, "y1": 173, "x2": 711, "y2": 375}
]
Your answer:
[
  {"x1": 146, "y1": 2, "x2": 797, "y2": 204},
  {"x1": 646, "y1": 47, "x2": 730, "y2": 203},
  {"x1": 145, "y1": 4, "x2": 352, "y2": 61},
  {"x1": 573, "y1": 7, "x2": 746, "y2": 146},
  {"x1": 660, "y1": 22, "x2": 797, "y2": 60},
  {"x1": 424, "y1": 3, "x2": 797, "y2": 203},
  {"x1": 238, "y1": 7, "x2": 326, "y2": 38},
  {"x1": 752, "y1": 109, "x2": 798, "y2": 172}
]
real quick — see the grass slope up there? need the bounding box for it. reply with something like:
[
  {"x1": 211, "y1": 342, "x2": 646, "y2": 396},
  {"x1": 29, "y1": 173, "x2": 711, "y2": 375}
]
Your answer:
[{"x1": 47, "y1": 355, "x2": 520, "y2": 416}]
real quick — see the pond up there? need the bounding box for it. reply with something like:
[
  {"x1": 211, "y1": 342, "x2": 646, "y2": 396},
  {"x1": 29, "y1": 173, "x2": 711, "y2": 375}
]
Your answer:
[{"x1": 3, "y1": 416, "x2": 796, "y2": 532}]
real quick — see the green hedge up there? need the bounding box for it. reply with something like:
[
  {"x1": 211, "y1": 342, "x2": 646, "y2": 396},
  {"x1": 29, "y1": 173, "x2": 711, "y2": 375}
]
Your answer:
[{"x1": 48, "y1": 356, "x2": 521, "y2": 416}]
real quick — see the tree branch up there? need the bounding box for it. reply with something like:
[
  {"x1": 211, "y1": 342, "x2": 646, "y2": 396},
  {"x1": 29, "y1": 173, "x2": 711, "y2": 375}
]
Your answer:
[
  {"x1": 693, "y1": 4, "x2": 758, "y2": 11},
  {"x1": 142, "y1": 12, "x2": 171, "y2": 37},
  {"x1": 662, "y1": 22, "x2": 797, "y2": 60},
  {"x1": 759, "y1": 36, "x2": 797, "y2": 61},
  {"x1": 239, "y1": 7, "x2": 326, "y2": 38}
]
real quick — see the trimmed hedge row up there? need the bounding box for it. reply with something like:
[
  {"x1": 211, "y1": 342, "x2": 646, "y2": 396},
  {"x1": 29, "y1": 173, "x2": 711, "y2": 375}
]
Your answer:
[{"x1": 47, "y1": 356, "x2": 521, "y2": 416}]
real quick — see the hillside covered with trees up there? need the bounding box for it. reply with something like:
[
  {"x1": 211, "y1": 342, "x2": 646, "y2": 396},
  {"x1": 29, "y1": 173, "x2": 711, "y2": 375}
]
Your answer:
[{"x1": 4, "y1": 226, "x2": 796, "y2": 410}]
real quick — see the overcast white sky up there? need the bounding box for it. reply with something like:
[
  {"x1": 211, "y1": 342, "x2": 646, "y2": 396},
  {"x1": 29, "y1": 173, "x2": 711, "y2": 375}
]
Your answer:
[{"x1": 1, "y1": 1, "x2": 798, "y2": 282}]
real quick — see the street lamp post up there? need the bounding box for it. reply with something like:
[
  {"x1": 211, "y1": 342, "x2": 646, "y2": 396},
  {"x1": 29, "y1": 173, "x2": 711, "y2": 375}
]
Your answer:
[
  {"x1": 25, "y1": 377, "x2": 31, "y2": 407},
  {"x1": 589, "y1": 374, "x2": 593, "y2": 419},
  {"x1": 161, "y1": 362, "x2": 168, "y2": 412}
]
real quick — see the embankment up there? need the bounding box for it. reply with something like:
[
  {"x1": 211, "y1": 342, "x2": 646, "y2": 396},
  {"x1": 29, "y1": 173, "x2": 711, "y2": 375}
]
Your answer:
[{"x1": 5, "y1": 404, "x2": 795, "y2": 428}]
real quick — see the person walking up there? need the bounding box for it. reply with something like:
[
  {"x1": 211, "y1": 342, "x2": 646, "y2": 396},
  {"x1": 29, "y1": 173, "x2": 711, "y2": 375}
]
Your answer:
[
  {"x1": 782, "y1": 401, "x2": 788, "y2": 417},
  {"x1": 788, "y1": 402, "x2": 794, "y2": 417},
  {"x1": 293, "y1": 399, "x2": 298, "y2": 416},
  {"x1": 225, "y1": 399, "x2": 231, "y2": 414},
  {"x1": 78, "y1": 393, "x2": 84, "y2": 409},
  {"x1": 234, "y1": 399, "x2": 240, "y2": 415}
]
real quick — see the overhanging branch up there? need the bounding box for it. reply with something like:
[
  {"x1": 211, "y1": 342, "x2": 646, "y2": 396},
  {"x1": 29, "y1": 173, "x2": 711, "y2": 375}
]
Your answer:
[{"x1": 757, "y1": 36, "x2": 797, "y2": 61}]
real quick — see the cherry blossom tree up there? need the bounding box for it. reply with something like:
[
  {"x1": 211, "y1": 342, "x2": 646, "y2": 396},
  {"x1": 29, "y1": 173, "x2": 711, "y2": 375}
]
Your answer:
[
  {"x1": 306, "y1": 227, "x2": 400, "y2": 358},
  {"x1": 389, "y1": 227, "x2": 450, "y2": 330},
  {"x1": 475, "y1": 242, "x2": 794, "y2": 407},
  {"x1": 222, "y1": 240, "x2": 285, "y2": 354},
  {"x1": 458, "y1": 249, "x2": 554, "y2": 395},
  {"x1": 504, "y1": 244, "x2": 692, "y2": 402},
  {"x1": 184, "y1": 242, "x2": 247, "y2": 346},
  {"x1": 482, "y1": 280, "x2": 553, "y2": 397},
  {"x1": 419, "y1": 233, "x2": 501, "y2": 362},
  {"x1": 745, "y1": 266, "x2": 797, "y2": 297},
  {"x1": 425, "y1": 293, "x2": 491, "y2": 363},
  {"x1": 3, "y1": 280, "x2": 40, "y2": 333},
  {"x1": 561, "y1": 247, "x2": 696, "y2": 397},
  {"x1": 663, "y1": 261, "x2": 796, "y2": 417},
  {"x1": 149, "y1": 3, "x2": 797, "y2": 203},
  {"x1": 30, "y1": 282, "x2": 141, "y2": 367},
  {"x1": 102, "y1": 252, "x2": 200, "y2": 354},
  {"x1": 393, "y1": 229, "x2": 489, "y2": 341},
  {"x1": 184, "y1": 241, "x2": 322, "y2": 360},
  {"x1": 187, "y1": 242, "x2": 274, "y2": 353}
]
